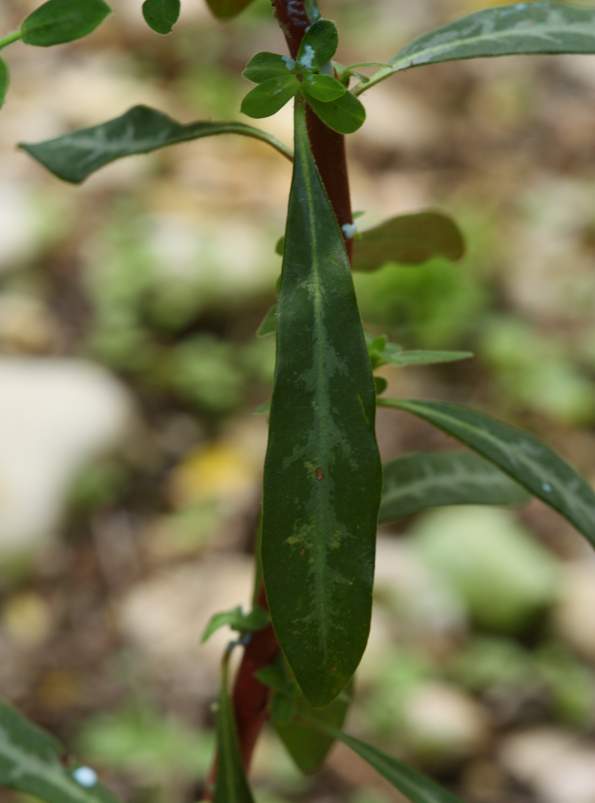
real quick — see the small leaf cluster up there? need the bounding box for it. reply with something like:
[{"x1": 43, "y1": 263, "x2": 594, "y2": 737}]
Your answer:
[{"x1": 241, "y1": 19, "x2": 366, "y2": 135}]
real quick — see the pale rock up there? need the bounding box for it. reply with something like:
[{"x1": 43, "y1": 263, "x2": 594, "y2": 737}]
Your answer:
[
  {"x1": 554, "y1": 561, "x2": 595, "y2": 661},
  {"x1": 0, "y1": 182, "x2": 39, "y2": 271},
  {"x1": 0, "y1": 358, "x2": 136, "y2": 558}
]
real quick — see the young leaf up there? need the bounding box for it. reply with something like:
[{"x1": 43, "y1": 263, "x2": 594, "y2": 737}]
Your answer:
[
  {"x1": 19, "y1": 105, "x2": 292, "y2": 184},
  {"x1": 303, "y1": 74, "x2": 346, "y2": 103},
  {"x1": 142, "y1": 0, "x2": 180, "y2": 34},
  {"x1": 241, "y1": 75, "x2": 300, "y2": 119},
  {"x1": 244, "y1": 52, "x2": 295, "y2": 83},
  {"x1": 373, "y1": 342, "x2": 473, "y2": 369},
  {"x1": 0, "y1": 699, "x2": 121, "y2": 803},
  {"x1": 261, "y1": 99, "x2": 381, "y2": 707},
  {"x1": 0, "y1": 59, "x2": 8, "y2": 108},
  {"x1": 380, "y1": 451, "x2": 529, "y2": 523},
  {"x1": 358, "y1": 2, "x2": 595, "y2": 94},
  {"x1": 297, "y1": 19, "x2": 338, "y2": 69},
  {"x1": 382, "y1": 399, "x2": 595, "y2": 548},
  {"x1": 353, "y1": 212, "x2": 465, "y2": 271},
  {"x1": 257, "y1": 304, "x2": 277, "y2": 338},
  {"x1": 21, "y1": 0, "x2": 111, "y2": 47},
  {"x1": 205, "y1": 0, "x2": 256, "y2": 20},
  {"x1": 306, "y1": 91, "x2": 366, "y2": 135},
  {"x1": 335, "y1": 729, "x2": 464, "y2": 803},
  {"x1": 214, "y1": 664, "x2": 256, "y2": 803},
  {"x1": 201, "y1": 605, "x2": 269, "y2": 643}
]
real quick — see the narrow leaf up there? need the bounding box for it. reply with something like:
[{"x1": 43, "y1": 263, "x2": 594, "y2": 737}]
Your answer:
[
  {"x1": 307, "y1": 91, "x2": 366, "y2": 134},
  {"x1": 360, "y1": 2, "x2": 595, "y2": 94},
  {"x1": 336, "y1": 729, "x2": 464, "y2": 803},
  {"x1": 19, "y1": 105, "x2": 292, "y2": 184},
  {"x1": 257, "y1": 304, "x2": 277, "y2": 338},
  {"x1": 262, "y1": 99, "x2": 381, "y2": 706},
  {"x1": 373, "y1": 342, "x2": 473, "y2": 369},
  {"x1": 21, "y1": 0, "x2": 111, "y2": 47},
  {"x1": 201, "y1": 605, "x2": 269, "y2": 643},
  {"x1": 205, "y1": 0, "x2": 257, "y2": 20},
  {"x1": 0, "y1": 699, "x2": 121, "y2": 803},
  {"x1": 243, "y1": 52, "x2": 294, "y2": 84},
  {"x1": 241, "y1": 75, "x2": 299, "y2": 119},
  {"x1": 380, "y1": 451, "x2": 529, "y2": 522},
  {"x1": 142, "y1": 0, "x2": 180, "y2": 34},
  {"x1": 303, "y1": 74, "x2": 346, "y2": 103},
  {"x1": 0, "y1": 59, "x2": 8, "y2": 108},
  {"x1": 297, "y1": 19, "x2": 338, "y2": 69},
  {"x1": 383, "y1": 399, "x2": 595, "y2": 548},
  {"x1": 214, "y1": 664, "x2": 255, "y2": 803},
  {"x1": 353, "y1": 212, "x2": 465, "y2": 271}
]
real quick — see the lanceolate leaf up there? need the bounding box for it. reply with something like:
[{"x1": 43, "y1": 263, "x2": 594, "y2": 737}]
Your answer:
[
  {"x1": 0, "y1": 700, "x2": 121, "y2": 803},
  {"x1": 19, "y1": 105, "x2": 292, "y2": 183},
  {"x1": 380, "y1": 451, "x2": 529, "y2": 523},
  {"x1": 335, "y1": 730, "x2": 464, "y2": 803},
  {"x1": 353, "y1": 212, "x2": 465, "y2": 271},
  {"x1": 205, "y1": 0, "x2": 256, "y2": 20},
  {"x1": 383, "y1": 399, "x2": 595, "y2": 548},
  {"x1": 0, "y1": 59, "x2": 8, "y2": 108},
  {"x1": 262, "y1": 100, "x2": 381, "y2": 706},
  {"x1": 214, "y1": 664, "x2": 255, "y2": 803},
  {"x1": 142, "y1": 0, "x2": 180, "y2": 34},
  {"x1": 21, "y1": 0, "x2": 111, "y2": 47},
  {"x1": 358, "y1": 2, "x2": 595, "y2": 94}
]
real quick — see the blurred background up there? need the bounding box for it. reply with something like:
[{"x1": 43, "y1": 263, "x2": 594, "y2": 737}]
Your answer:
[{"x1": 2, "y1": 0, "x2": 595, "y2": 801}]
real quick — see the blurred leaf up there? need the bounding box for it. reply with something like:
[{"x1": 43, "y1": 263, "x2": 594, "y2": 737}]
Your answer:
[
  {"x1": 0, "y1": 59, "x2": 7, "y2": 107},
  {"x1": 201, "y1": 606, "x2": 269, "y2": 643},
  {"x1": 303, "y1": 74, "x2": 346, "y2": 102},
  {"x1": 205, "y1": 0, "x2": 257, "y2": 19},
  {"x1": 383, "y1": 399, "x2": 595, "y2": 548},
  {"x1": 380, "y1": 451, "x2": 529, "y2": 522},
  {"x1": 20, "y1": 105, "x2": 292, "y2": 183},
  {"x1": 214, "y1": 662, "x2": 255, "y2": 803},
  {"x1": 353, "y1": 212, "x2": 465, "y2": 271},
  {"x1": 142, "y1": 0, "x2": 180, "y2": 34},
  {"x1": 0, "y1": 699, "x2": 121, "y2": 803},
  {"x1": 244, "y1": 52, "x2": 294, "y2": 83},
  {"x1": 297, "y1": 19, "x2": 338, "y2": 68},
  {"x1": 21, "y1": 0, "x2": 111, "y2": 46},
  {"x1": 241, "y1": 75, "x2": 300, "y2": 118},
  {"x1": 306, "y1": 92, "x2": 366, "y2": 134},
  {"x1": 262, "y1": 101, "x2": 381, "y2": 706},
  {"x1": 257, "y1": 305, "x2": 277, "y2": 337},
  {"x1": 360, "y1": 2, "x2": 595, "y2": 93}
]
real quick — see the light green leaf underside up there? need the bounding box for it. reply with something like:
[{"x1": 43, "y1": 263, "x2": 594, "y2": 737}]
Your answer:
[
  {"x1": 358, "y1": 2, "x2": 595, "y2": 94},
  {"x1": 19, "y1": 105, "x2": 292, "y2": 183},
  {"x1": 383, "y1": 399, "x2": 595, "y2": 548},
  {"x1": 380, "y1": 347, "x2": 473, "y2": 368},
  {"x1": 214, "y1": 664, "x2": 255, "y2": 803},
  {"x1": 380, "y1": 451, "x2": 530, "y2": 522},
  {"x1": 262, "y1": 100, "x2": 381, "y2": 706},
  {"x1": 0, "y1": 700, "x2": 121, "y2": 803}
]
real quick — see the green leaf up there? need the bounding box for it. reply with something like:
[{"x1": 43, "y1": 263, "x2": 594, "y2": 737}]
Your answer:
[
  {"x1": 370, "y1": 339, "x2": 473, "y2": 369},
  {"x1": 241, "y1": 75, "x2": 300, "y2": 119},
  {"x1": 0, "y1": 59, "x2": 8, "y2": 108},
  {"x1": 142, "y1": 0, "x2": 180, "y2": 34},
  {"x1": 262, "y1": 100, "x2": 381, "y2": 707},
  {"x1": 201, "y1": 605, "x2": 269, "y2": 643},
  {"x1": 257, "y1": 305, "x2": 277, "y2": 338},
  {"x1": 297, "y1": 19, "x2": 338, "y2": 69},
  {"x1": 359, "y1": 2, "x2": 595, "y2": 94},
  {"x1": 205, "y1": 0, "x2": 256, "y2": 19},
  {"x1": 303, "y1": 74, "x2": 346, "y2": 103},
  {"x1": 383, "y1": 399, "x2": 595, "y2": 548},
  {"x1": 353, "y1": 212, "x2": 465, "y2": 271},
  {"x1": 380, "y1": 451, "x2": 530, "y2": 522},
  {"x1": 21, "y1": 0, "x2": 111, "y2": 47},
  {"x1": 244, "y1": 52, "x2": 294, "y2": 83},
  {"x1": 335, "y1": 729, "x2": 464, "y2": 803},
  {"x1": 214, "y1": 664, "x2": 255, "y2": 803},
  {"x1": 306, "y1": 91, "x2": 366, "y2": 134},
  {"x1": 0, "y1": 699, "x2": 121, "y2": 803},
  {"x1": 19, "y1": 105, "x2": 292, "y2": 184}
]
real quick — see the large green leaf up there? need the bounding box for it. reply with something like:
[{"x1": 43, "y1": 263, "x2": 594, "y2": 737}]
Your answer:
[
  {"x1": 382, "y1": 399, "x2": 595, "y2": 547},
  {"x1": 380, "y1": 451, "x2": 529, "y2": 522},
  {"x1": 336, "y1": 730, "x2": 464, "y2": 803},
  {"x1": 0, "y1": 699, "x2": 121, "y2": 803},
  {"x1": 0, "y1": 59, "x2": 8, "y2": 108},
  {"x1": 19, "y1": 105, "x2": 292, "y2": 183},
  {"x1": 353, "y1": 212, "x2": 465, "y2": 271},
  {"x1": 21, "y1": 0, "x2": 111, "y2": 47},
  {"x1": 214, "y1": 663, "x2": 255, "y2": 803},
  {"x1": 262, "y1": 99, "x2": 381, "y2": 707},
  {"x1": 358, "y1": 2, "x2": 595, "y2": 94},
  {"x1": 205, "y1": 0, "x2": 256, "y2": 20},
  {"x1": 142, "y1": 0, "x2": 180, "y2": 34}
]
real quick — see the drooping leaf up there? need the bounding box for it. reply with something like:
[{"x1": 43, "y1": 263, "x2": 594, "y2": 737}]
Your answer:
[
  {"x1": 201, "y1": 605, "x2": 269, "y2": 643},
  {"x1": 262, "y1": 99, "x2": 381, "y2": 706},
  {"x1": 297, "y1": 19, "x2": 338, "y2": 69},
  {"x1": 205, "y1": 0, "x2": 257, "y2": 19},
  {"x1": 213, "y1": 663, "x2": 255, "y2": 803},
  {"x1": 19, "y1": 105, "x2": 292, "y2": 183},
  {"x1": 303, "y1": 74, "x2": 346, "y2": 103},
  {"x1": 241, "y1": 75, "x2": 300, "y2": 119},
  {"x1": 21, "y1": 0, "x2": 111, "y2": 47},
  {"x1": 353, "y1": 212, "x2": 465, "y2": 271},
  {"x1": 335, "y1": 729, "x2": 465, "y2": 803},
  {"x1": 142, "y1": 0, "x2": 180, "y2": 34},
  {"x1": 380, "y1": 451, "x2": 529, "y2": 523},
  {"x1": 306, "y1": 91, "x2": 366, "y2": 134},
  {"x1": 359, "y1": 2, "x2": 595, "y2": 94},
  {"x1": 382, "y1": 399, "x2": 595, "y2": 548},
  {"x1": 0, "y1": 59, "x2": 8, "y2": 108},
  {"x1": 0, "y1": 699, "x2": 121, "y2": 803},
  {"x1": 243, "y1": 52, "x2": 295, "y2": 83}
]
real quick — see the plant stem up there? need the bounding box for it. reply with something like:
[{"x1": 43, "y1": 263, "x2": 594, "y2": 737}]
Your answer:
[{"x1": 0, "y1": 31, "x2": 22, "y2": 51}]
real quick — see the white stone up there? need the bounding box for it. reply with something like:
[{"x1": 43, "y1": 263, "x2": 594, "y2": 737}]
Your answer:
[{"x1": 554, "y1": 561, "x2": 595, "y2": 661}]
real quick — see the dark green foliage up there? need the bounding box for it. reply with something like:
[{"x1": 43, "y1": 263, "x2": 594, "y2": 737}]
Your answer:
[
  {"x1": 142, "y1": 0, "x2": 180, "y2": 34},
  {"x1": 21, "y1": 0, "x2": 111, "y2": 47}
]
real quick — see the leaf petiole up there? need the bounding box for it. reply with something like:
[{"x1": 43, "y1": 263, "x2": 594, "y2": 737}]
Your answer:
[{"x1": 0, "y1": 31, "x2": 22, "y2": 51}]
